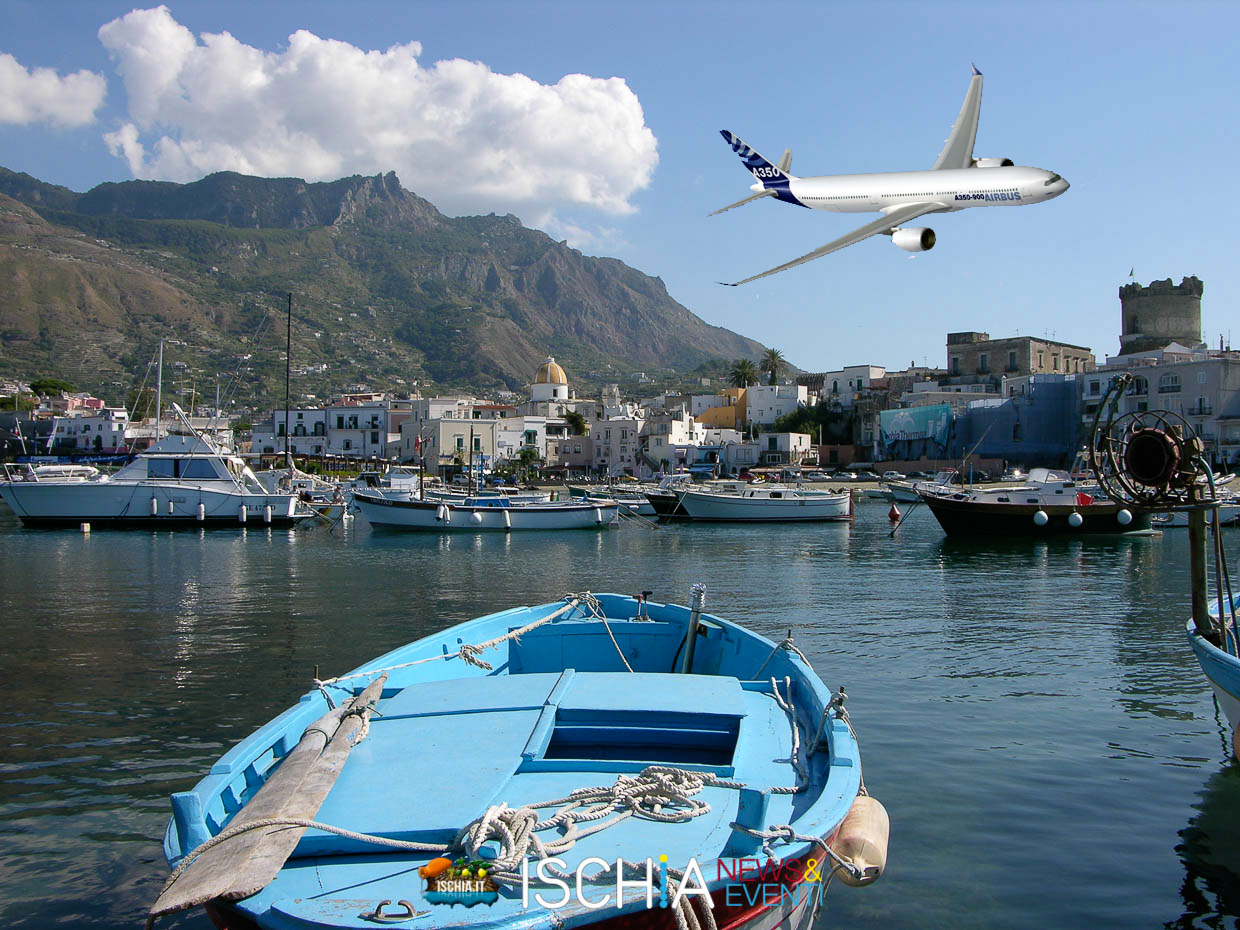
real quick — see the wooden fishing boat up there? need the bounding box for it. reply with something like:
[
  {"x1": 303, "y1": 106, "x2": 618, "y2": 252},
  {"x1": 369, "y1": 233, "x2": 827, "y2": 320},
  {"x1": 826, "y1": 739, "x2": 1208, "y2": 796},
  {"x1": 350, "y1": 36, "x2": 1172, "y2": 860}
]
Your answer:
[
  {"x1": 352, "y1": 491, "x2": 619, "y2": 531},
  {"x1": 1187, "y1": 596, "x2": 1240, "y2": 759},
  {"x1": 149, "y1": 589, "x2": 888, "y2": 930}
]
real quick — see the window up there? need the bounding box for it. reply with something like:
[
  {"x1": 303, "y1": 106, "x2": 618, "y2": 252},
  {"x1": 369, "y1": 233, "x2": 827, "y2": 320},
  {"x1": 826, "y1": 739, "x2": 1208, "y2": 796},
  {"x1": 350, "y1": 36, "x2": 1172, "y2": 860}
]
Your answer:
[
  {"x1": 1198, "y1": 372, "x2": 1208, "y2": 385},
  {"x1": 1013, "y1": 422, "x2": 1023, "y2": 442},
  {"x1": 1037, "y1": 352, "x2": 1044, "y2": 369},
  {"x1": 950, "y1": 357, "x2": 960, "y2": 375},
  {"x1": 182, "y1": 459, "x2": 220, "y2": 479},
  {"x1": 978, "y1": 353, "x2": 989, "y2": 374},
  {"x1": 1008, "y1": 350, "x2": 1017, "y2": 371},
  {"x1": 1088, "y1": 381, "x2": 1101, "y2": 396},
  {"x1": 456, "y1": 437, "x2": 465, "y2": 450},
  {"x1": 473, "y1": 437, "x2": 481, "y2": 452},
  {"x1": 371, "y1": 431, "x2": 380, "y2": 444},
  {"x1": 1052, "y1": 354, "x2": 1060, "y2": 371},
  {"x1": 1158, "y1": 374, "x2": 1181, "y2": 394}
]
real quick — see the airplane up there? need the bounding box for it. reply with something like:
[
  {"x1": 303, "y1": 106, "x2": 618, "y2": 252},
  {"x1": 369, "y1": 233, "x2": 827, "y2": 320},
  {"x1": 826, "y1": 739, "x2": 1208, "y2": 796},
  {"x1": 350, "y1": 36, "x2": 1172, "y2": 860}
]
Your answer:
[{"x1": 713, "y1": 65, "x2": 1069, "y2": 286}]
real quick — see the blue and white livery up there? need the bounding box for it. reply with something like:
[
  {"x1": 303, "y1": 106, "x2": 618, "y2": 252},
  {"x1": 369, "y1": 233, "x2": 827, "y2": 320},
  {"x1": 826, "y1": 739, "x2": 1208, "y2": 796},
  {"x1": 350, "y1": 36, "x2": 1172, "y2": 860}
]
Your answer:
[{"x1": 713, "y1": 65, "x2": 1069, "y2": 286}]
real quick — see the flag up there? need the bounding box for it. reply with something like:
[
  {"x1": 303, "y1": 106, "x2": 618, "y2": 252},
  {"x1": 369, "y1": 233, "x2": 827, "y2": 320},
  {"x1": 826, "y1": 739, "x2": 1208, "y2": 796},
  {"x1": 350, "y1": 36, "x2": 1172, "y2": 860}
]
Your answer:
[{"x1": 413, "y1": 434, "x2": 424, "y2": 454}]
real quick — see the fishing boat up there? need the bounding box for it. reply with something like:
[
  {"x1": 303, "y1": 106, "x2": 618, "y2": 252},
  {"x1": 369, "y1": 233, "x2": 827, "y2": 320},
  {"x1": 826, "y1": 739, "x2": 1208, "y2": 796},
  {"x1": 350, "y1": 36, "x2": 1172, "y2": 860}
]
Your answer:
[
  {"x1": 148, "y1": 588, "x2": 888, "y2": 930},
  {"x1": 568, "y1": 485, "x2": 657, "y2": 517},
  {"x1": 644, "y1": 474, "x2": 696, "y2": 518},
  {"x1": 916, "y1": 467, "x2": 1151, "y2": 537},
  {"x1": 1187, "y1": 600, "x2": 1240, "y2": 760},
  {"x1": 0, "y1": 412, "x2": 309, "y2": 528},
  {"x1": 675, "y1": 485, "x2": 852, "y2": 523},
  {"x1": 353, "y1": 490, "x2": 619, "y2": 531}
]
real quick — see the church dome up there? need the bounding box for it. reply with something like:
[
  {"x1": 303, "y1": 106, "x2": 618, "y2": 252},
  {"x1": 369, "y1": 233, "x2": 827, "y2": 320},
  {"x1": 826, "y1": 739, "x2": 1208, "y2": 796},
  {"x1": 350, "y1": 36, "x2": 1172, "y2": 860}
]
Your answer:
[{"x1": 534, "y1": 357, "x2": 568, "y2": 385}]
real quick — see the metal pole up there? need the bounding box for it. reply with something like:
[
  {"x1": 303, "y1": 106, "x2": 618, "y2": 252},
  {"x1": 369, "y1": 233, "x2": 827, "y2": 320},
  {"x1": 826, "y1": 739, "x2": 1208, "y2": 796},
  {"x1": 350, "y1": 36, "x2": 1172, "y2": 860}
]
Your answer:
[
  {"x1": 1188, "y1": 508, "x2": 1219, "y2": 642},
  {"x1": 155, "y1": 339, "x2": 163, "y2": 441},
  {"x1": 285, "y1": 293, "x2": 292, "y2": 469},
  {"x1": 680, "y1": 583, "x2": 706, "y2": 674}
]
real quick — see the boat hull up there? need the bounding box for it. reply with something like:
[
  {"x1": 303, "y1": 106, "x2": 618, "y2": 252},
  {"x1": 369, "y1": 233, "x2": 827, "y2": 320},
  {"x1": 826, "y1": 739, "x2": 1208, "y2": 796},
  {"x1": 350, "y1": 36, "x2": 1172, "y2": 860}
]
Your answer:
[
  {"x1": 1187, "y1": 612, "x2": 1240, "y2": 757},
  {"x1": 354, "y1": 492, "x2": 619, "y2": 530},
  {"x1": 920, "y1": 495, "x2": 1152, "y2": 537},
  {"x1": 677, "y1": 489, "x2": 851, "y2": 523},
  {"x1": 0, "y1": 482, "x2": 305, "y2": 527}
]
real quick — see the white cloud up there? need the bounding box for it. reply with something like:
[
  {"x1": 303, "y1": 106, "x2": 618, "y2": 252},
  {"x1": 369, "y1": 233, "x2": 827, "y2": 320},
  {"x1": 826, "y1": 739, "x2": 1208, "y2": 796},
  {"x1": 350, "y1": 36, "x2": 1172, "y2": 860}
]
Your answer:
[
  {"x1": 97, "y1": 6, "x2": 657, "y2": 227},
  {"x1": 0, "y1": 53, "x2": 106, "y2": 127}
]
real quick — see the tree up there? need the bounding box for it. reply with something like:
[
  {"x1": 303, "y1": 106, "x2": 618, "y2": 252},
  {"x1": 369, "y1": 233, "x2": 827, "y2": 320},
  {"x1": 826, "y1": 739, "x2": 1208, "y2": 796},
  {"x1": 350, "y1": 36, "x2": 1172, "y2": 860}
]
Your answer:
[
  {"x1": 564, "y1": 410, "x2": 587, "y2": 435},
  {"x1": 728, "y1": 359, "x2": 759, "y2": 388},
  {"x1": 759, "y1": 348, "x2": 786, "y2": 386},
  {"x1": 30, "y1": 378, "x2": 74, "y2": 396}
]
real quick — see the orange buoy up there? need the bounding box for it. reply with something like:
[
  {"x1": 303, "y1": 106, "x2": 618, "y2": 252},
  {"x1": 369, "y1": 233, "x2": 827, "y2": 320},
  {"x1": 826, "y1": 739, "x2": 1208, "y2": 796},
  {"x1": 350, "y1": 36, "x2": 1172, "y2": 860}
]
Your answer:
[
  {"x1": 888, "y1": 504, "x2": 901, "y2": 521},
  {"x1": 418, "y1": 857, "x2": 453, "y2": 879}
]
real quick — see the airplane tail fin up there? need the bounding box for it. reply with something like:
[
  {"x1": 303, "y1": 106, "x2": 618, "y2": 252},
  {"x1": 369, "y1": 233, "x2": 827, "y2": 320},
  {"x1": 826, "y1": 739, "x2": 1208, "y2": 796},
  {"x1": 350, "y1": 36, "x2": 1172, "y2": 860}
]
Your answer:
[{"x1": 720, "y1": 131, "x2": 794, "y2": 183}]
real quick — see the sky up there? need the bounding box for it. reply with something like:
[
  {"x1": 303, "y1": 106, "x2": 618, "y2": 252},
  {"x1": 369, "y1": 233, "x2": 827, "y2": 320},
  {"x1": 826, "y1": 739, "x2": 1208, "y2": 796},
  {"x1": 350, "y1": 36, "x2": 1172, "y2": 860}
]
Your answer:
[{"x1": 2, "y1": 0, "x2": 1237, "y2": 377}]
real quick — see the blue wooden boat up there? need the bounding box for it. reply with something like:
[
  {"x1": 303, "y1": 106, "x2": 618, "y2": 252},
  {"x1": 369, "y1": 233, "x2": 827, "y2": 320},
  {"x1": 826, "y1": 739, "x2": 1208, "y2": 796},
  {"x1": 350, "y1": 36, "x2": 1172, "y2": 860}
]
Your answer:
[
  {"x1": 149, "y1": 589, "x2": 887, "y2": 930},
  {"x1": 1187, "y1": 592, "x2": 1240, "y2": 760}
]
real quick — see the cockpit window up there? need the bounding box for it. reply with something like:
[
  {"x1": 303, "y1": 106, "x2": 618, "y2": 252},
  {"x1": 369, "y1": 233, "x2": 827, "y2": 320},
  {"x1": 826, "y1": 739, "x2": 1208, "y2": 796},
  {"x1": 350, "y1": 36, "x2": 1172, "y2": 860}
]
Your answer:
[{"x1": 1044, "y1": 174, "x2": 1062, "y2": 186}]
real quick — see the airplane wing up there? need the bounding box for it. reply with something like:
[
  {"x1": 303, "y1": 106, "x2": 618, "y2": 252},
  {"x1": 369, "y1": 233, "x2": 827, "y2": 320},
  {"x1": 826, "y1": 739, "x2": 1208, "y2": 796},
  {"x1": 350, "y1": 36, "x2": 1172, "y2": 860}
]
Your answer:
[
  {"x1": 932, "y1": 64, "x2": 983, "y2": 170},
  {"x1": 708, "y1": 189, "x2": 777, "y2": 216},
  {"x1": 720, "y1": 202, "x2": 942, "y2": 287}
]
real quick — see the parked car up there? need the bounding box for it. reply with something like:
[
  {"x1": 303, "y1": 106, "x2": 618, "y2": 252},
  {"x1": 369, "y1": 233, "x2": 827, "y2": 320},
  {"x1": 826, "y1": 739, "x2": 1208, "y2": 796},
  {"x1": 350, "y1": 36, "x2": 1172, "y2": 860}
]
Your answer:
[
  {"x1": 881, "y1": 471, "x2": 903, "y2": 481},
  {"x1": 856, "y1": 471, "x2": 881, "y2": 481},
  {"x1": 830, "y1": 472, "x2": 854, "y2": 481},
  {"x1": 804, "y1": 470, "x2": 831, "y2": 481}
]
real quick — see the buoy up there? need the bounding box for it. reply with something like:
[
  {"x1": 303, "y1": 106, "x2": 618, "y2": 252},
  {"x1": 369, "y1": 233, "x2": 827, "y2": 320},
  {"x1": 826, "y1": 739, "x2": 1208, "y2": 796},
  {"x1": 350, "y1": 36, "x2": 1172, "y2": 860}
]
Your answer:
[
  {"x1": 1068, "y1": 511, "x2": 1084, "y2": 528},
  {"x1": 80, "y1": 523, "x2": 90, "y2": 534},
  {"x1": 197, "y1": 502, "x2": 205, "y2": 522},
  {"x1": 238, "y1": 504, "x2": 247, "y2": 524},
  {"x1": 151, "y1": 496, "x2": 159, "y2": 516},
  {"x1": 834, "y1": 795, "x2": 890, "y2": 887},
  {"x1": 1117, "y1": 509, "x2": 1133, "y2": 526},
  {"x1": 1033, "y1": 510, "x2": 1049, "y2": 526},
  {"x1": 263, "y1": 504, "x2": 272, "y2": 524},
  {"x1": 471, "y1": 511, "x2": 483, "y2": 524},
  {"x1": 888, "y1": 504, "x2": 900, "y2": 522}
]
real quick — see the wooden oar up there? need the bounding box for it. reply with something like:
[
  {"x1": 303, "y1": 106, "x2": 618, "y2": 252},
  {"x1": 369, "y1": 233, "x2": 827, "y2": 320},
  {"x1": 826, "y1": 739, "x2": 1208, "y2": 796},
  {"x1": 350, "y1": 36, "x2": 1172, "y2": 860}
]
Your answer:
[{"x1": 149, "y1": 674, "x2": 387, "y2": 920}]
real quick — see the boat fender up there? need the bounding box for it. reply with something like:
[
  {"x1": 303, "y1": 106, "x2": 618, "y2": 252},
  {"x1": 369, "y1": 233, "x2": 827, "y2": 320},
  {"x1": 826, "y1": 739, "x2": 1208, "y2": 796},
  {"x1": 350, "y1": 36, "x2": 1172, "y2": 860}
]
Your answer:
[
  {"x1": 833, "y1": 795, "x2": 889, "y2": 887},
  {"x1": 503, "y1": 509, "x2": 511, "y2": 529},
  {"x1": 418, "y1": 857, "x2": 453, "y2": 879},
  {"x1": 151, "y1": 496, "x2": 159, "y2": 517},
  {"x1": 436, "y1": 504, "x2": 448, "y2": 522},
  {"x1": 888, "y1": 504, "x2": 900, "y2": 522},
  {"x1": 1033, "y1": 510, "x2": 1049, "y2": 527},
  {"x1": 264, "y1": 504, "x2": 272, "y2": 524},
  {"x1": 238, "y1": 504, "x2": 247, "y2": 524},
  {"x1": 471, "y1": 511, "x2": 483, "y2": 524},
  {"x1": 168, "y1": 499, "x2": 175, "y2": 516},
  {"x1": 1068, "y1": 511, "x2": 1084, "y2": 528},
  {"x1": 197, "y1": 502, "x2": 205, "y2": 522},
  {"x1": 1117, "y1": 509, "x2": 1133, "y2": 526},
  {"x1": 594, "y1": 507, "x2": 603, "y2": 524}
]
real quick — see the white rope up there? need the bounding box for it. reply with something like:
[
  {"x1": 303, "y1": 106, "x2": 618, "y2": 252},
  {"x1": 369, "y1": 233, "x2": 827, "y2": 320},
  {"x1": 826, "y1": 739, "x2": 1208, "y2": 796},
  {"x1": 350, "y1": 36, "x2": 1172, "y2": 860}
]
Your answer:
[
  {"x1": 726, "y1": 822, "x2": 865, "y2": 883},
  {"x1": 770, "y1": 676, "x2": 807, "y2": 788}
]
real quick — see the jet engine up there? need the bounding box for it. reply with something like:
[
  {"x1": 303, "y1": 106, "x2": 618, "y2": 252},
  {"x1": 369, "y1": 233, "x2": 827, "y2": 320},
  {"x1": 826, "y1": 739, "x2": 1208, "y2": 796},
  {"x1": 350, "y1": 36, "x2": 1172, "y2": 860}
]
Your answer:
[
  {"x1": 891, "y1": 227, "x2": 935, "y2": 252},
  {"x1": 972, "y1": 157, "x2": 1014, "y2": 168}
]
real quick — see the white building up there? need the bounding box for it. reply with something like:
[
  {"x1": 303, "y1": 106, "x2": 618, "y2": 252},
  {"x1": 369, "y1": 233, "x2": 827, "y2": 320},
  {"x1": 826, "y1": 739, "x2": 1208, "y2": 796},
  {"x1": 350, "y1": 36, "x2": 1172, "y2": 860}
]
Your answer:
[
  {"x1": 816, "y1": 365, "x2": 887, "y2": 408},
  {"x1": 745, "y1": 383, "x2": 808, "y2": 426},
  {"x1": 47, "y1": 407, "x2": 130, "y2": 453},
  {"x1": 1085, "y1": 346, "x2": 1240, "y2": 467}
]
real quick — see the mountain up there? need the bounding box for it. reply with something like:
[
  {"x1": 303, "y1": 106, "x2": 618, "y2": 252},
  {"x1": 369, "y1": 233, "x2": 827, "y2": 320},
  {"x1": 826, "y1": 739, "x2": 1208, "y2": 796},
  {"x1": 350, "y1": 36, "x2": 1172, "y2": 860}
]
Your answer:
[{"x1": 0, "y1": 167, "x2": 770, "y2": 409}]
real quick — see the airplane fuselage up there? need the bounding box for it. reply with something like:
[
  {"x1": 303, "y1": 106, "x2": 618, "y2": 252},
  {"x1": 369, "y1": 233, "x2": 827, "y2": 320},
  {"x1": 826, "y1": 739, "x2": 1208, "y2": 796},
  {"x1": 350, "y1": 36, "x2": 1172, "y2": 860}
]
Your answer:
[{"x1": 753, "y1": 166, "x2": 1068, "y2": 214}]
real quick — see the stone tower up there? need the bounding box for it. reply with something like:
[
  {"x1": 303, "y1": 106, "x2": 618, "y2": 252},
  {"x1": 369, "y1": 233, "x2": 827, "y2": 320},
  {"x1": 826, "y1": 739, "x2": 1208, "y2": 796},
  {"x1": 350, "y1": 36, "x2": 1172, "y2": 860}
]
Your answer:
[{"x1": 1118, "y1": 276, "x2": 1203, "y2": 355}]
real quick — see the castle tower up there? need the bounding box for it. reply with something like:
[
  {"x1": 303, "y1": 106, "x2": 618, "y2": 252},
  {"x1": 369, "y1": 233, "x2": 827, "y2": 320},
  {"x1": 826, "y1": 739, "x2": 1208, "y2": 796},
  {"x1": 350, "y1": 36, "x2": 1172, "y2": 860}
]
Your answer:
[
  {"x1": 1118, "y1": 276, "x2": 1203, "y2": 355},
  {"x1": 531, "y1": 356, "x2": 569, "y2": 402}
]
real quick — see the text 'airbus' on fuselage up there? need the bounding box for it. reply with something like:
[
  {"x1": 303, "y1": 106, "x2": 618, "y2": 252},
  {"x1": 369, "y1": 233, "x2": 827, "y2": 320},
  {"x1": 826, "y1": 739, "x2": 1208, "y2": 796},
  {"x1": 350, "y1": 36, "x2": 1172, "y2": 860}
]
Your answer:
[{"x1": 714, "y1": 65, "x2": 1069, "y2": 286}]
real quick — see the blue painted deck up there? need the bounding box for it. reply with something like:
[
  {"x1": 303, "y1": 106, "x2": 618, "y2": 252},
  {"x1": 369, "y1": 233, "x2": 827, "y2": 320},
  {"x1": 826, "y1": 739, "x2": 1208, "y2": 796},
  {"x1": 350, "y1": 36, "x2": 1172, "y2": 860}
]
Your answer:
[{"x1": 163, "y1": 594, "x2": 862, "y2": 930}]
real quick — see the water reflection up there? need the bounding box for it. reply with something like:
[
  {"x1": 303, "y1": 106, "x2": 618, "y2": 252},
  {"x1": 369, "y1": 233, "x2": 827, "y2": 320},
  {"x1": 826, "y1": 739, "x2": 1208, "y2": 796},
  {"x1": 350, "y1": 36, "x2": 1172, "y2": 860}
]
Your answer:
[{"x1": 1169, "y1": 760, "x2": 1240, "y2": 929}]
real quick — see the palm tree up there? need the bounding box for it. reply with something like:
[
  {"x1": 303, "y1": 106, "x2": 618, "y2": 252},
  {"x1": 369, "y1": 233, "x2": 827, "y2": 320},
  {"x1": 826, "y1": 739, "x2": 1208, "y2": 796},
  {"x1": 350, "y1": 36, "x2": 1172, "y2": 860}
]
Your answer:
[
  {"x1": 728, "y1": 359, "x2": 759, "y2": 388},
  {"x1": 759, "y1": 348, "x2": 786, "y2": 385}
]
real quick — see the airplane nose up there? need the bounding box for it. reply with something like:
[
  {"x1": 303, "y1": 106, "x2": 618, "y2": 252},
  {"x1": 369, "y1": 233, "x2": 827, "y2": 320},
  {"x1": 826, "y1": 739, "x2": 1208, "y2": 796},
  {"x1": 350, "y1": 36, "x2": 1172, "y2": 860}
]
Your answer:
[{"x1": 1060, "y1": 178, "x2": 1070, "y2": 192}]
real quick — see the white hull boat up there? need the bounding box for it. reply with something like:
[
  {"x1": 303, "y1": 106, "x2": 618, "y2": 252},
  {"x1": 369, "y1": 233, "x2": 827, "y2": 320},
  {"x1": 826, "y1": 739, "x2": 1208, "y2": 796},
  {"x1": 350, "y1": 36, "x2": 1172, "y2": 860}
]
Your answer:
[
  {"x1": 677, "y1": 486, "x2": 852, "y2": 522},
  {"x1": 354, "y1": 491, "x2": 619, "y2": 530},
  {"x1": 0, "y1": 432, "x2": 307, "y2": 528}
]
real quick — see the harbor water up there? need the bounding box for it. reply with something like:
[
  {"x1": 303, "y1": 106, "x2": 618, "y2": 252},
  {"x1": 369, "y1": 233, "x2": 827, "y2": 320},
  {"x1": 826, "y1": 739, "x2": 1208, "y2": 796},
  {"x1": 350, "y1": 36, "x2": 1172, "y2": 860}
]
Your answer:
[{"x1": 1, "y1": 500, "x2": 1238, "y2": 929}]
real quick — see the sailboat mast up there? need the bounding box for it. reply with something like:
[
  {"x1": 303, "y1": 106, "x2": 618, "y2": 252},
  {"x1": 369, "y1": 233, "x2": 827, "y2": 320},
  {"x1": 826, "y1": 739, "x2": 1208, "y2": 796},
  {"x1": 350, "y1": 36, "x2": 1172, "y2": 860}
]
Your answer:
[
  {"x1": 285, "y1": 292, "x2": 292, "y2": 470},
  {"x1": 155, "y1": 339, "x2": 164, "y2": 441}
]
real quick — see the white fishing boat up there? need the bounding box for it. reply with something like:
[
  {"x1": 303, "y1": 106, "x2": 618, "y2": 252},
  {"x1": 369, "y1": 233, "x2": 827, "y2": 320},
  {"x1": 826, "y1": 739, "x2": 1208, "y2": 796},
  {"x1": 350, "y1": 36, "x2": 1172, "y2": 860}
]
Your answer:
[
  {"x1": 676, "y1": 485, "x2": 852, "y2": 522},
  {"x1": 884, "y1": 470, "x2": 957, "y2": 503},
  {"x1": 353, "y1": 490, "x2": 619, "y2": 531},
  {"x1": 0, "y1": 418, "x2": 308, "y2": 528}
]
